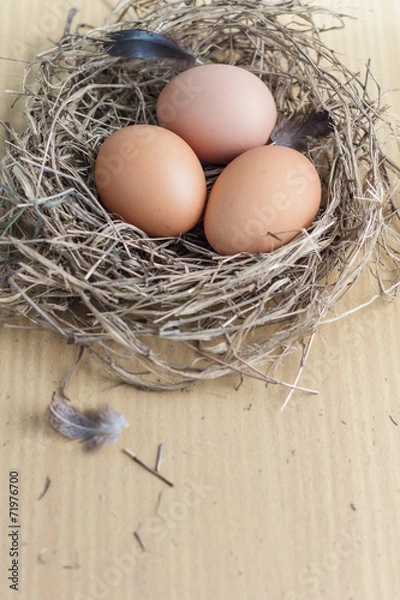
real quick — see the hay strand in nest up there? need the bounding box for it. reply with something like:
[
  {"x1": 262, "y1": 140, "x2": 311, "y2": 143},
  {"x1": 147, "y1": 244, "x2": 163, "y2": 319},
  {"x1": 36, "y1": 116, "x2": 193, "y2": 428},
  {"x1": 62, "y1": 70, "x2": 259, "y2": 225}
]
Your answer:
[{"x1": 1, "y1": 0, "x2": 399, "y2": 391}]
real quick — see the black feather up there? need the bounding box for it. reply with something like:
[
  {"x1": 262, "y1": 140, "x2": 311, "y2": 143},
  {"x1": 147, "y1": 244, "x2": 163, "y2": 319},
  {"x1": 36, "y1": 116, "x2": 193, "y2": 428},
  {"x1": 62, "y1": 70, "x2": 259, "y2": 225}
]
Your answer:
[
  {"x1": 104, "y1": 28, "x2": 196, "y2": 64},
  {"x1": 270, "y1": 110, "x2": 334, "y2": 151}
]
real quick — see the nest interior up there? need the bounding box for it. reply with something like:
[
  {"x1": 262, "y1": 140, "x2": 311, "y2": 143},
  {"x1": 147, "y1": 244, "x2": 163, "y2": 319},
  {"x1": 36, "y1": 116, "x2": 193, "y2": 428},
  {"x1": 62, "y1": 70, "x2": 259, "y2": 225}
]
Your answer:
[{"x1": 1, "y1": 0, "x2": 399, "y2": 390}]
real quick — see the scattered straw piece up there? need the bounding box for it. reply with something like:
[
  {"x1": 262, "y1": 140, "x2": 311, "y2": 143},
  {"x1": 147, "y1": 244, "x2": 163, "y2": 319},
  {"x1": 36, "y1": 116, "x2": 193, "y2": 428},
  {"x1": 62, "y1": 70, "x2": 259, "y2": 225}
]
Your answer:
[
  {"x1": 123, "y1": 448, "x2": 174, "y2": 487},
  {"x1": 155, "y1": 443, "x2": 164, "y2": 472},
  {"x1": 62, "y1": 554, "x2": 81, "y2": 569},
  {"x1": 133, "y1": 530, "x2": 146, "y2": 552},
  {"x1": 37, "y1": 548, "x2": 48, "y2": 564},
  {"x1": 37, "y1": 476, "x2": 51, "y2": 501}
]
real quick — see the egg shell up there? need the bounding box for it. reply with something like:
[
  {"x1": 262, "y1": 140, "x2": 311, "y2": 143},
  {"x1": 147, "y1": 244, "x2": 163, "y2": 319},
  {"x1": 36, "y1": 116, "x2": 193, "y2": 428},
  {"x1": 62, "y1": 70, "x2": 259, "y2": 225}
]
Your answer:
[
  {"x1": 203, "y1": 145, "x2": 322, "y2": 255},
  {"x1": 94, "y1": 124, "x2": 207, "y2": 237},
  {"x1": 156, "y1": 64, "x2": 277, "y2": 165}
]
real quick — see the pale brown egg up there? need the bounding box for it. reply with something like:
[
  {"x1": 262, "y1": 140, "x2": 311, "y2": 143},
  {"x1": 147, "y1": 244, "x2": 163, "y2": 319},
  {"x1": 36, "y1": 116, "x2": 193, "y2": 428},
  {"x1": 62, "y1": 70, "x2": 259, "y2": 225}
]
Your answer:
[
  {"x1": 156, "y1": 64, "x2": 277, "y2": 165},
  {"x1": 94, "y1": 124, "x2": 207, "y2": 237},
  {"x1": 203, "y1": 145, "x2": 322, "y2": 255}
]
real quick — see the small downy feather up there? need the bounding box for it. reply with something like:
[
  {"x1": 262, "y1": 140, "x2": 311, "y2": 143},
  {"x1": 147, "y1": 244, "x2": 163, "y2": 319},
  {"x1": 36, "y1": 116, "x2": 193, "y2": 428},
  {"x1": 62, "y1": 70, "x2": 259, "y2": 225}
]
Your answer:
[
  {"x1": 270, "y1": 110, "x2": 334, "y2": 151},
  {"x1": 47, "y1": 393, "x2": 129, "y2": 451},
  {"x1": 104, "y1": 28, "x2": 196, "y2": 64}
]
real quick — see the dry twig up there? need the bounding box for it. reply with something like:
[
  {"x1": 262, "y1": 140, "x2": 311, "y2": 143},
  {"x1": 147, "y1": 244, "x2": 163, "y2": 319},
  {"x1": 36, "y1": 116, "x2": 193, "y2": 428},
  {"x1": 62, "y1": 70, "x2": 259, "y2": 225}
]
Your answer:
[{"x1": 123, "y1": 448, "x2": 174, "y2": 487}]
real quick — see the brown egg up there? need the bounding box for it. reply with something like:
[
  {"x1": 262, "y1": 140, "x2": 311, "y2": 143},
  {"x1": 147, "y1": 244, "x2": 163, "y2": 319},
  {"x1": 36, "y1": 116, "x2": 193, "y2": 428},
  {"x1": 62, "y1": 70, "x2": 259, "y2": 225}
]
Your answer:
[
  {"x1": 156, "y1": 64, "x2": 277, "y2": 165},
  {"x1": 94, "y1": 124, "x2": 207, "y2": 236},
  {"x1": 203, "y1": 145, "x2": 322, "y2": 255}
]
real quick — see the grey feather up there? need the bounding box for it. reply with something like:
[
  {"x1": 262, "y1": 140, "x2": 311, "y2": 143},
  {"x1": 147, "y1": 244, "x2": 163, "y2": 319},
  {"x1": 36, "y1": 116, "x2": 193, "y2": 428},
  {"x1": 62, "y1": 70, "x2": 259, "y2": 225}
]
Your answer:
[{"x1": 47, "y1": 394, "x2": 129, "y2": 451}]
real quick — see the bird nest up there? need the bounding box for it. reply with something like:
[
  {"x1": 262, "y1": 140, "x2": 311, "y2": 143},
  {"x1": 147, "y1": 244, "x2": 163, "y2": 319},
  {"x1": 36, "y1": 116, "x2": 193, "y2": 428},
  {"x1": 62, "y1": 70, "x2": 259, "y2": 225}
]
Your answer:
[{"x1": 1, "y1": 0, "x2": 399, "y2": 391}]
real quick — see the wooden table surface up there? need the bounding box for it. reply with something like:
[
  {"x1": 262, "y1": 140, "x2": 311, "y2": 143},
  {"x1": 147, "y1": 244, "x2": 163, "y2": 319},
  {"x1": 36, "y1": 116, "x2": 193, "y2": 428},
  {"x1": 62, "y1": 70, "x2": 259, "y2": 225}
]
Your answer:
[{"x1": 1, "y1": 1, "x2": 399, "y2": 599}]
